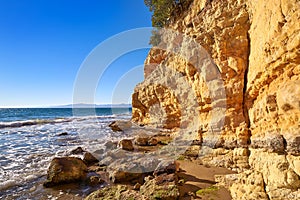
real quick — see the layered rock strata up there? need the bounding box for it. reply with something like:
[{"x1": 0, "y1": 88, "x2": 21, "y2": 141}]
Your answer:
[{"x1": 132, "y1": 0, "x2": 300, "y2": 199}]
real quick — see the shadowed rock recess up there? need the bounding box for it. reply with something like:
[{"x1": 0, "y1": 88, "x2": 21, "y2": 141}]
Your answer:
[{"x1": 132, "y1": 0, "x2": 300, "y2": 199}]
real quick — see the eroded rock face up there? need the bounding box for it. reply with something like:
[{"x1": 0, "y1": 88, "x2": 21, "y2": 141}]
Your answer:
[
  {"x1": 216, "y1": 170, "x2": 270, "y2": 200},
  {"x1": 43, "y1": 157, "x2": 87, "y2": 187},
  {"x1": 131, "y1": 0, "x2": 300, "y2": 199},
  {"x1": 132, "y1": 0, "x2": 251, "y2": 147},
  {"x1": 246, "y1": 0, "x2": 300, "y2": 152}
]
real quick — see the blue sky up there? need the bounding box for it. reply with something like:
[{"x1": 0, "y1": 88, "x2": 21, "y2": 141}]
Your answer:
[{"x1": 0, "y1": 0, "x2": 152, "y2": 107}]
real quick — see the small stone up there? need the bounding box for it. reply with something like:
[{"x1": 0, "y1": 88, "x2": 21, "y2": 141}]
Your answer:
[
  {"x1": 104, "y1": 141, "x2": 117, "y2": 150},
  {"x1": 109, "y1": 121, "x2": 123, "y2": 132},
  {"x1": 134, "y1": 136, "x2": 149, "y2": 146},
  {"x1": 88, "y1": 176, "x2": 105, "y2": 186},
  {"x1": 148, "y1": 138, "x2": 158, "y2": 146},
  {"x1": 57, "y1": 132, "x2": 68, "y2": 136},
  {"x1": 133, "y1": 183, "x2": 141, "y2": 190},
  {"x1": 118, "y1": 139, "x2": 134, "y2": 151},
  {"x1": 178, "y1": 179, "x2": 185, "y2": 185},
  {"x1": 29, "y1": 186, "x2": 36, "y2": 192},
  {"x1": 93, "y1": 149, "x2": 104, "y2": 155},
  {"x1": 83, "y1": 152, "x2": 99, "y2": 166},
  {"x1": 109, "y1": 121, "x2": 132, "y2": 132},
  {"x1": 155, "y1": 173, "x2": 178, "y2": 185},
  {"x1": 70, "y1": 147, "x2": 85, "y2": 155}
]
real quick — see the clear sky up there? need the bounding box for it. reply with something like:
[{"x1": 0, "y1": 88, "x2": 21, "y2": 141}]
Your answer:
[{"x1": 0, "y1": 0, "x2": 152, "y2": 107}]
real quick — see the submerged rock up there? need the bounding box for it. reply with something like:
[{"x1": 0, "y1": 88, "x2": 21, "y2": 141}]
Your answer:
[{"x1": 43, "y1": 157, "x2": 87, "y2": 187}]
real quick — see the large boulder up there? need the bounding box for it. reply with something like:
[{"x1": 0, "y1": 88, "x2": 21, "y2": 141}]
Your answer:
[{"x1": 43, "y1": 157, "x2": 88, "y2": 187}]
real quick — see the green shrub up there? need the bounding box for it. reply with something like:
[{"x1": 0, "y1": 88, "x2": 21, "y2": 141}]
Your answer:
[
  {"x1": 144, "y1": 0, "x2": 193, "y2": 27},
  {"x1": 145, "y1": 0, "x2": 193, "y2": 46}
]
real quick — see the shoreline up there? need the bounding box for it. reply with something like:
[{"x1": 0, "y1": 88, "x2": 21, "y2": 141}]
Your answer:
[{"x1": 36, "y1": 120, "x2": 235, "y2": 200}]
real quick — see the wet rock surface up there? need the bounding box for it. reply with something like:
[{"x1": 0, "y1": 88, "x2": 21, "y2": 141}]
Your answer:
[
  {"x1": 108, "y1": 120, "x2": 132, "y2": 132},
  {"x1": 43, "y1": 157, "x2": 88, "y2": 187},
  {"x1": 83, "y1": 152, "x2": 99, "y2": 166}
]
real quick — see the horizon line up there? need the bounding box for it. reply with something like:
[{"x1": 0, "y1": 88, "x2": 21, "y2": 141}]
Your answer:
[{"x1": 0, "y1": 103, "x2": 132, "y2": 109}]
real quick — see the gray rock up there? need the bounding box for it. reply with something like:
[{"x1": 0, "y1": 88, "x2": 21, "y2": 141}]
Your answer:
[{"x1": 104, "y1": 141, "x2": 117, "y2": 150}]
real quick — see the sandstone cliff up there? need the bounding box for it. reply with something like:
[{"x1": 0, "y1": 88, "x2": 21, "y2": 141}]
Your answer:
[{"x1": 132, "y1": 0, "x2": 300, "y2": 199}]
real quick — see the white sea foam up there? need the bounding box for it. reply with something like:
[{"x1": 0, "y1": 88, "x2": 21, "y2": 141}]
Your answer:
[
  {"x1": 0, "y1": 114, "x2": 119, "y2": 130},
  {"x1": 0, "y1": 115, "x2": 121, "y2": 194}
]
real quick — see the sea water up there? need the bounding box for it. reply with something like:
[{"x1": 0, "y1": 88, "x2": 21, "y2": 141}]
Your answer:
[{"x1": 0, "y1": 108, "x2": 132, "y2": 199}]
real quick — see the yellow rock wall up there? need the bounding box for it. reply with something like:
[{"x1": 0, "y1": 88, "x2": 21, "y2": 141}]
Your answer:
[{"x1": 132, "y1": 1, "x2": 300, "y2": 198}]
